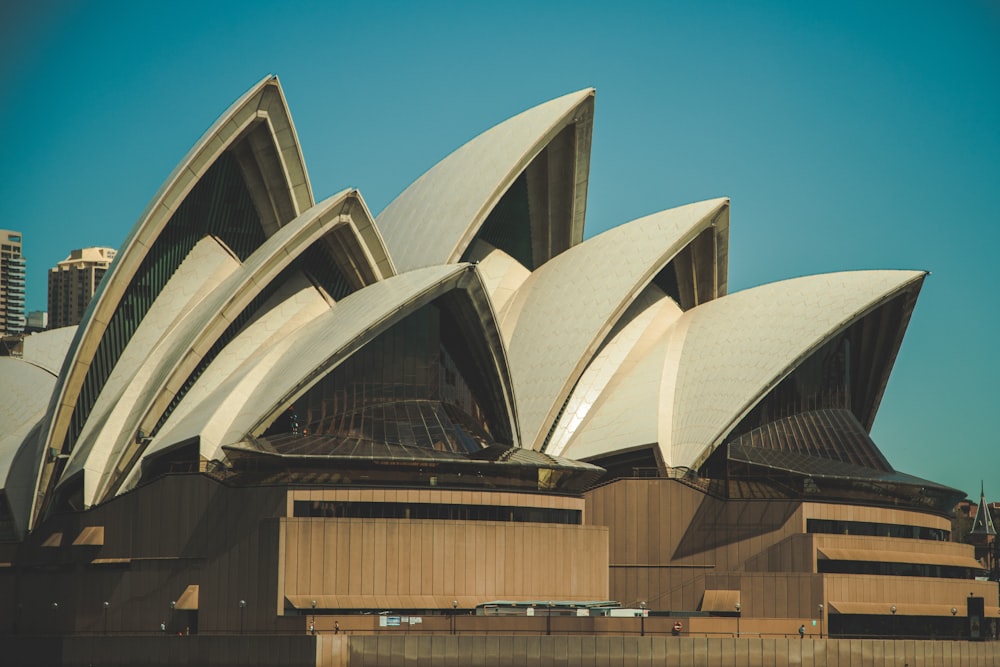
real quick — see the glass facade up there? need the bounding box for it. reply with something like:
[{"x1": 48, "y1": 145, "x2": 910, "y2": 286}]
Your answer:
[
  {"x1": 263, "y1": 301, "x2": 506, "y2": 453},
  {"x1": 817, "y1": 559, "x2": 981, "y2": 580},
  {"x1": 724, "y1": 409, "x2": 891, "y2": 472},
  {"x1": 471, "y1": 171, "x2": 533, "y2": 268},
  {"x1": 725, "y1": 294, "x2": 910, "y2": 444},
  {"x1": 808, "y1": 518, "x2": 949, "y2": 541}
]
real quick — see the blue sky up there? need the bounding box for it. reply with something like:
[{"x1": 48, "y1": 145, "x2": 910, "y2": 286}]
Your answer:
[{"x1": 2, "y1": 1, "x2": 998, "y2": 498}]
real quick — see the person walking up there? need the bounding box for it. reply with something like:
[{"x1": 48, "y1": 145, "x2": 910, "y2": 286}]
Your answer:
[{"x1": 798, "y1": 624, "x2": 805, "y2": 638}]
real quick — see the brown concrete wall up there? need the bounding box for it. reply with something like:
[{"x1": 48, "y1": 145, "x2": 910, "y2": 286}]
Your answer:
[
  {"x1": 2, "y1": 474, "x2": 606, "y2": 636},
  {"x1": 5, "y1": 634, "x2": 1000, "y2": 666},
  {"x1": 280, "y1": 517, "x2": 609, "y2": 605},
  {"x1": 343, "y1": 635, "x2": 1000, "y2": 666},
  {"x1": 5, "y1": 635, "x2": 324, "y2": 667},
  {"x1": 585, "y1": 479, "x2": 807, "y2": 610},
  {"x1": 3, "y1": 474, "x2": 290, "y2": 636},
  {"x1": 585, "y1": 478, "x2": 994, "y2": 622}
]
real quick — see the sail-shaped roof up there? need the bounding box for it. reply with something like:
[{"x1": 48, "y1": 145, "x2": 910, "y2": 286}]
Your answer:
[
  {"x1": 377, "y1": 89, "x2": 594, "y2": 272},
  {"x1": 501, "y1": 199, "x2": 728, "y2": 450}
]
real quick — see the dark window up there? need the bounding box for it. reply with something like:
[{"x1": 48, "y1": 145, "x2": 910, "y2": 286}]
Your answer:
[
  {"x1": 817, "y1": 559, "x2": 978, "y2": 580},
  {"x1": 807, "y1": 518, "x2": 949, "y2": 541},
  {"x1": 293, "y1": 500, "x2": 581, "y2": 525}
]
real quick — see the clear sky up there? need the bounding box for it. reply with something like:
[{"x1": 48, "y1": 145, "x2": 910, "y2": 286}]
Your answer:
[{"x1": 2, "y1": 1, "x2": 998, "y2": 499}]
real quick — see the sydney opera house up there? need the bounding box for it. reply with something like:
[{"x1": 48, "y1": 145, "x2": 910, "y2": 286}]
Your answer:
[{"x1": 2, "y1": 76, "x2": 997, "y2": 663}]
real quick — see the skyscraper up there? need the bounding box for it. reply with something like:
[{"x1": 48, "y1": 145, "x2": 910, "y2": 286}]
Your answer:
[
  {"x1": 47, "y1": 247, "x2": 117, "y2": 328},
  {"x1": 0, "y1": 229, "x2": 25, "y2": 336}
]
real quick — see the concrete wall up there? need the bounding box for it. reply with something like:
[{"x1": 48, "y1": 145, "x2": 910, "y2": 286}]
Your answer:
[
  {"x1": 342, "y1": 635, "x2": 1000, "y2": 667},
  {"x1": 584, "y1": 477, "x2": 996, "y2": 626},
  {"x1": 281, "y1": 517, "x2": 608, "y2": 607},
  {"x1": 6, "y1": 635, "x2": 999, "y2": 666}
]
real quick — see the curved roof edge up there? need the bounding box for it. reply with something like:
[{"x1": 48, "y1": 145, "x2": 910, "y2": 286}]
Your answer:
[
  {"x1": 80, "y1": 189, "x2": 376, "y2": 504},
  {"x1": 464, "y1": 240, "x2": 531, "y2": 317},
  {"x1": 665, "y1": 270, "x2": 926, "y2": 471},
  {"x1": 129, "y1": 265, "x2": 520, "y2": 475},
  {"x1": 240, "y1": 265, "x2": 520, "y2": 448},
  {"x1": 55, "y1": 236, "x2": 244, "y2": 506},
  {"x1": 501, "y1": 198, "x2": 729, "y2": 450},
  {"x1": 377, "y1": 89, "x2": 595, "y2": 273},
  {"x1": 20, "y1": 327, "x2": 78, "y2": 376},
  {"x1": 547, "y1": 289, "x2": 683, "y2": 459},
  {"x1": 130, "y1": 273, "x2": 331, "y2": 482},
  {"x1": 34, "y1": 76, "x2": 313, "y2": 528}
]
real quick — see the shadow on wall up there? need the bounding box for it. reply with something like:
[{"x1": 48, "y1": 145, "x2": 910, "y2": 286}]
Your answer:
[{"x1": 672, "y1": 495, "x2": 797, "y2": 560}]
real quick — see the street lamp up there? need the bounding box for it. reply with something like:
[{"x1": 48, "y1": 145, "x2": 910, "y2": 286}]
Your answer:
[
  {"x1": 452, "y1": 599, "x2": 458, "y2": 635},
  {"x1": 817, "y1": 603, "x2": 823, "y2": 639},
  {"x1": 310, "y1": 600, "x2": 316, "y2": 635},
  {"x1": 640, "y1": 601, "x2": 646, "y2": 637},
  {"x1": 890, "y1": 604, "x2": 896, "y2": 638},
  {"x1": 546, "y1": 602, "x2": 554, "y2": 636},
  {"x1": 103, "y1": 601, "x2": 110, "y2": 635},
  {"x1": 239, "y1": 599, "x2": 247, "y2": 635},
  {"x1": 735, "y1": 602, "x2": 741, "y2": 638}
]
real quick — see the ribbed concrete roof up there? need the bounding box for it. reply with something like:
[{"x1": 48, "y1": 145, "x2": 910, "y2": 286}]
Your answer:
[
  {"x1": 548, "y1": 289, "x2": 682, "y2": 459},
  {"x1": 377, "y1": 89, "x2": 594, "y2": 272},
  {"x1": 135, "y1": 264, "x2": 519, "y2": 473},
  {"x1": 35, "y1": 76, "x2": 314, "y2": 525},
  {"x1": 664, "y1": 270, "x2": 925, "y2": 468},
  {"x1": 501, "y1": 198, "x2": 729, "y2": 450}
]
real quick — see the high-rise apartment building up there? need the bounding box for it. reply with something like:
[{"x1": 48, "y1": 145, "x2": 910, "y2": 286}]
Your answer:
[
  {"x1": 25, "y1": 310, "x2": 48, "y2": 333},
  {"x1": 47, "y1": 246, "x2": 117, "y2": 328},
  {"x1": 0, "y1": 229, "x2": 26, "y2": 336}
]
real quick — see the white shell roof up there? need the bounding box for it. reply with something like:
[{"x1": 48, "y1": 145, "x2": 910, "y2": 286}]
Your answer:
[
  {"x1": 0, "y1": 81, "x2": 941, "y2": 528},
  {"x1": 651, "y1": 270, "x2": 924, "y2": 469},
  {"x1": 21, "y1": 327, "x2": 78, "y2": 376},
  {"x1": 548, "y1": 289, "x2": 682, "y2": 459},
  {"x1": 0, "y1": 358, "x2": 58, "y2": 538},
  {"x1": 464, "y1": 240, "x2": 531, "y2": 315},
  {"x1": 501, "y1": 198, "x2": 729, "y2": 450},
  {"x1": 140, "y1": 264, "x2": 518, "y2": 470},
  {"x1": 72, "y1": 189, "x2": 380, "y2": 504},
  {"x1": 38, "y1": 75, "x2": 313, "y2": 509},
  {"x1": 557, "y1": 271, "x2": 925, "y2": 468},
  {"x1": 377, "y1": 89, "x2": 594, "y2": 273},
  {"x1": 0, "y1": 359, "x2": 57, "y2": 482},
  {"x1": 134, "y1": 272, "x2": 330, "y2": 479},
  {"x1": 59, "y1": 236, "x2": 242, "y2": 504}
]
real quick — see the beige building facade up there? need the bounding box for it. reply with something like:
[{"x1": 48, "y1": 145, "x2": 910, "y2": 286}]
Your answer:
[
  {"x1": 0, "y1": 229, "x2": 26, "y2": 336},
  {"x1": 47, "y1": 247, "x2": 116, "y2": 329}
]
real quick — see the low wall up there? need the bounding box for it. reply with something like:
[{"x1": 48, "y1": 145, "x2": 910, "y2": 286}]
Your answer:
[
  {"x1": 340, "y1": 635, "x2": 1000, "y2": 667},
  {"x1": 5, "y1": 634, "x2": 1000, "y2": 666},
  {"x1": 4, "y1": 635, "x2": 334, "y2": 667}
]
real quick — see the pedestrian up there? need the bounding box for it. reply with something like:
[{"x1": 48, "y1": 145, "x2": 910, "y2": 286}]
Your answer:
[
  {"x1": 798, "y1": 624, "x2": 805, "y2": 638},
  {"x1": 334, "y1": 620, "x2": 340, "y2": 634}
]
